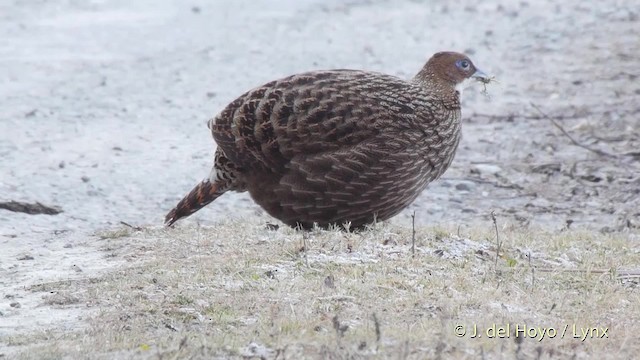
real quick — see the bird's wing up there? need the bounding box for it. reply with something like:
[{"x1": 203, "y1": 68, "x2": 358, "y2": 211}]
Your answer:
[
  {"x1": 208, "y1": 70, "x2": 421, "y2": 172},
  {"x1": 272, "y1": 136, "x2": 437, "y2": 224}
]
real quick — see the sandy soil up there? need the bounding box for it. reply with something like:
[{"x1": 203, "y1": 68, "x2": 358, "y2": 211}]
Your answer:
[{"x1": 1, "y1": 0, "x2": 638, "y2": 356}]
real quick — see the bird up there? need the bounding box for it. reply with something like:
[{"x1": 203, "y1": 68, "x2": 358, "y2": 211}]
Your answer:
[{"x1": 165, "y1": 51, "x2": 489, "y2": 230}]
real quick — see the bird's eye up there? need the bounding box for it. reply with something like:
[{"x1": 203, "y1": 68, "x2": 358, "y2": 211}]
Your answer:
[{"x1": 456, "y1": 59, "x2": 471, "y2": 71}]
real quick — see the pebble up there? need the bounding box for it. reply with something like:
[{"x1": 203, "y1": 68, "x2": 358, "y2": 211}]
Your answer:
[
  {"x1": 455, "y1": 182, "x2": 474, "y2": 191},
  {"x1": 472, "y1": 164, "x2": 502, "y2": 175}
]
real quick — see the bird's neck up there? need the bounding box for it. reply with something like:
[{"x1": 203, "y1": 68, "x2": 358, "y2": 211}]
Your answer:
[{"x1": 412, "y1": 70, "x2": 459, "y2": 104}]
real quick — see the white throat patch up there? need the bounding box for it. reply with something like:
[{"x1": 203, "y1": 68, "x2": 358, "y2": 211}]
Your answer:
[{"x1": 455, "y1": 77, "x2": 478, "y2": 99}]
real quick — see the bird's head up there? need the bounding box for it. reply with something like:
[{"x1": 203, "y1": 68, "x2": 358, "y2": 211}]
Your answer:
[{"x1": 415, "y1": 52, "x2": 491, "y2": 97}]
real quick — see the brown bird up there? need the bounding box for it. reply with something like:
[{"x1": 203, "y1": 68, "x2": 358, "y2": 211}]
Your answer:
[{"x1": 165, "y1": 51, "x2": 489, "y2": 229}]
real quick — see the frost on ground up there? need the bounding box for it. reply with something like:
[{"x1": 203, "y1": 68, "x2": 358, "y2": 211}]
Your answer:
[
  {"x1": 3, "y1": 221, "x2": 640, "y2": 359},
  {"x1": 1, "y1": 0, "x2": 639, "y2": 358}
]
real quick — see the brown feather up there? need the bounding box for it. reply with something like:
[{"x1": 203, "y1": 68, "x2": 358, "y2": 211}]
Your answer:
[
  {"x1": 164, "y1": 180, "x2": 226, "y2": 227},
  {"x1": 166, "y1": 51, "x2": 485, "y2": 229}
]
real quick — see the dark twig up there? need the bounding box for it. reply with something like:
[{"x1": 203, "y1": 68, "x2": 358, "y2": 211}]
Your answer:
[
  {"x1": 178, "y1": 336, "x2": 188, "y2": 351},
  {"x1": 534, "y1": 268, "x2": 640, "y2": 279},
  {"x1": 530, "y1": 103, "x2": 619, "y2": 159},
  {"x1": 120, "y1": 221, "x2": 142, "y2": 231},
  {"x1": 302, "y1": 232, "x2": 309, "y2": 268},
  {"x1": 411, "y1": 211, "x2": 416, "y2": 257},
  {"x1": 332, "y1": 315, "x2": 348, "y2": 348},
  {"x1": 0, "y1": 201, "x2": 62, "y2": 215},
  {"x1": 472, "y1": 112, "x2": 581, "y2": 121},
  {"x1": 491, "y1": 211, "x2": 501, "y2": 271},
  {"x1": 445, "y1": 176, "x2": 524, "y2": 191},
  {"x1": 372, "y1": 313, "x2": 381, "y2": 352},
  {"x1": 529, "y1": 251, "x2": 535, "y2": 292}
]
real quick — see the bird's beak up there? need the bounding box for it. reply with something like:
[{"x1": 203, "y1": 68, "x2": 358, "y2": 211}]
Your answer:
[{"x1": 471, "y1": 69, "x2": 491, "y2": 83}]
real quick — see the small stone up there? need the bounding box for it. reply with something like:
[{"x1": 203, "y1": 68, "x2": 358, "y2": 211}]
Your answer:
[
  {"x1": 81, "y1": 176, "x2": 90, "y2": 183},
  {"x1": 9, "y1": 302, "x2": 21, "y2": 308},
  {"x1": 382, "y1": 237, "x2": 397, "y2": 245},
  {"x1": 265, "y1": 223, "x2": 279, "y2": 231},
  {"x1": 530, "y1": 197, "x2": 551, "y2": 208},
  {"x1": 472, "y1": 164, "x2": 502, "y2": 175},
  {"x1": 324, "y1": 275, "x2": 335, "y2": 289},
  {"x1": 440, "y1": 180, "x2": 452, "y2": 188}
]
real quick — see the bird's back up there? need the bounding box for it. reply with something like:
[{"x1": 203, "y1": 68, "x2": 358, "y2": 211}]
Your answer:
[{"x1": 209, "y1": 70, "x2": 443, "y2": 170}]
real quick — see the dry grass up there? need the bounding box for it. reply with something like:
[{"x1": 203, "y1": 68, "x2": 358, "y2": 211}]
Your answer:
[{"x1": 6, "y1": 219, "x2": 640, "y2": 359}]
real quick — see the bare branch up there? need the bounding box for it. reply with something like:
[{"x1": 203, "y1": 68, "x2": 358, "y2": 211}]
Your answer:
[
  {"x1": 530, "y1": 103, "x2": 619, "y2": 159},
  {"x1": 491, "y1": 211, "x2": 501, "y2": 272}
]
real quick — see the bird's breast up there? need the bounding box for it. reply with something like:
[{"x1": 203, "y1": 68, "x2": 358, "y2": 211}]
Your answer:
[{"x1": 408, "y1": 108, "x2": 462, "y2": 180}]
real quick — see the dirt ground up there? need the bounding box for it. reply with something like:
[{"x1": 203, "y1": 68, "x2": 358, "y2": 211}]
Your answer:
[{"x1": 1, "y1": 0, "x2": 639, "y2": 358}]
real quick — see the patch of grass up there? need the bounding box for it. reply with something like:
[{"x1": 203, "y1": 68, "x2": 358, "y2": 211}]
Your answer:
[
  {"x1": 27, "y1": 280, "x2": 74, "y2": 293},
  {"x1": 9, "y1": 220, "x2": 640, "y2": 359},
  {"x1": 96, "y1": 227, "x2": 133, "y2": 240},
  {"x1": 43, "y1": 291, "x2": 81, "y2": 306},
  {"x1": 172, "y1": 294, "x2": 194, "y2": 306}
]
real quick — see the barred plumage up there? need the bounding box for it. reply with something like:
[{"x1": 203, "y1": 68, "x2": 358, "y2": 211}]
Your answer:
[{"x1": 165, "y1": 51, "x2": 488, "y2": 229}]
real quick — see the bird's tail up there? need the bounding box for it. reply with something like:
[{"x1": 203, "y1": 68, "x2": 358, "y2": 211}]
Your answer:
[{"x1": 164, "y1": 180, "x2": 228, "y2": 227}]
